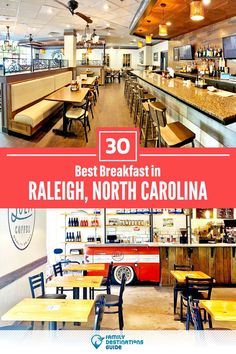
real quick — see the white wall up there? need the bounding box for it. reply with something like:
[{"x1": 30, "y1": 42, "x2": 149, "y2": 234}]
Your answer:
[
  {"x1": 152, "y1": 41, "x2": 169, "y2": 67},
  {"x1": 0, "y1": 209, "x2": 47, "y2": 317},
  {"x1": 76, "y1": 48, "x2": 139, "y2": 69}
]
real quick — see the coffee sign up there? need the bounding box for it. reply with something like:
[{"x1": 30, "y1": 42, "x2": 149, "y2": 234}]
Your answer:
[{"x1": 8, "y1": 209, "x2": 35, "y2": 250}]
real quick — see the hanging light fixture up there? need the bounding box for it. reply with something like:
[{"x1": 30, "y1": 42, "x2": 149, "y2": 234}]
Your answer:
[
  {"x1": 91, "y1": 29, "x2": 100, "y2": 44},
  {"x1": 0, "y1": 26, "x2": 18, "y2": 52},
  {"x1": 190, "y1": 1, "x2": 205, "y2": 21},
  {"x1": 159, "y1": 3, "x2": 168, "y2": 37},
  {"x1": 138, "y1": 40, "x2": 143, "y2": 48},
  {"x1": 145, "y1": 35, "x2": 152, "y2": 44}
]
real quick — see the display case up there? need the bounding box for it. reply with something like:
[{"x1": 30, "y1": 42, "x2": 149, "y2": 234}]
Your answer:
[{"x1": 105, "y1": 208, "x2": 152, "y2": 244}]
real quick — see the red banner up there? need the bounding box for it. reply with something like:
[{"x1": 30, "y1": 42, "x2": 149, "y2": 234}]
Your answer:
[{"x1": 0, "y1": 128, "x2": 235, "y2": 208}]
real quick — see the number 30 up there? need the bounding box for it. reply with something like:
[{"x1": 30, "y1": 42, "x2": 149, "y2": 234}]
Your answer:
[{"x1": 106, "y1": 138, "x2": 130, "y2": 155}]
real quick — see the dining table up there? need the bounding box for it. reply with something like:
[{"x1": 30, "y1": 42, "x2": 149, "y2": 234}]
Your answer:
[
  {"x1": 46, "y1": 275, "x2": 103, "y2": 299},
  {"x1": 170, "y1": 270, "x2": 211, "y2": 283},
  {"x1": 1, "y1": 298, "x2": 94, "y2": 330},
  {"x1": 63, "y1": 263, "x2": 105, "y2": 275},
  {"x1": 45, "y1": 86, "x2": 89, "y2": 137},
  {"x1": 77, "y1": 76, "x2": 96, "y2": 86},
  {"x1": 200, "y1": 300, "x2": 236, "y2": 322}
]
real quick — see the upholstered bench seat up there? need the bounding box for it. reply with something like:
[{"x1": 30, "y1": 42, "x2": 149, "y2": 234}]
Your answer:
[{"x1": 14, "y1": 100, "x2": 62, "y2": 128}]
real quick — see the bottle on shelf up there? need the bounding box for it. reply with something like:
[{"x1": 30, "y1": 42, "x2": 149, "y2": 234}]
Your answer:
[
  {"x1": 71, "y1": 232, "x2": 75, "y2": 242},
  {"x1": 68, "y1": 217, "x2": 71, "y2": 227},
  {"x1": 66, "y1": 232, "x2": 69, "y2": 242}
]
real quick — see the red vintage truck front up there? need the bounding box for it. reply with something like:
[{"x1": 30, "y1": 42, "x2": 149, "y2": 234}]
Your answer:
[{"x1": 84, "y1": 244, "x2": 160, "y2": 284}]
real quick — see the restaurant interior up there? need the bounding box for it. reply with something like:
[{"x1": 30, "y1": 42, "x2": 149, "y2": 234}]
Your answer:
[
  {"x1": 0, "y1": 0, "x2": 236, "y2": 148},
  {"x1": 1, "y1": 207, "x2": 236, "y2": 331}
]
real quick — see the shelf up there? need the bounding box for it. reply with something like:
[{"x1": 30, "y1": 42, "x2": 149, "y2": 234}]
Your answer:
[
  {"x1": 61, "y1": 254, "x2": 84, "y2": 257},
  {"x1": 62, "y1": 241, "x2": 101, "y2": 244},
  {"x1": 106, "y1": 213, "x2": 151, "y2": 216},
  {"x1": 65, "y1": 227, "x2": 101, "y2": 229},
  {"x1": 106, "y1": 225, "x2": 150, "y2": 228}
]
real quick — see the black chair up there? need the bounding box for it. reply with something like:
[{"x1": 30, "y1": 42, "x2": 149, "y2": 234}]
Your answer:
[
  {"x1": 29, "y1": 272, "x2": 66, "y2": 300},
  {"x1": 187, "y1": 296, "x2": 231, "y2": 331},
  {"x1": 94, "y1": 295, "x2": 106, "y2": 330},
  {"x1": 180, "y1": 277, "x2": 214, "y2": 329},
  {"x1": 90, "y1": 262, "x2": 113, "y2": 299},
  {"x1": 95, "y1": 273, "x2": 126, "y2": 330},
  {"x1": 173, "y1": 264, "x2": 194, "y2": 314}
]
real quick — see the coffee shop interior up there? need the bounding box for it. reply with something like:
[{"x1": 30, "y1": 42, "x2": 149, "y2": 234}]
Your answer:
[
  {"x1": 0, "y1": 0, "x2": 236, "y2": 148},
  {"x1": 1, "y1": 207, "x2": 236, "y2": 331}
]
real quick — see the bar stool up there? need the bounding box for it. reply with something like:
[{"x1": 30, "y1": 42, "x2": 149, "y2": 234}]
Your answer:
[
  {"x1": 140, "y1": 101, "x2": 163, "y2": 147},
  {"x1": 148, "y1": 102, "x2": 196, "y2": 148},
  {"x1": 135, "y1": 87, "x2": 156, "y2": 129}
]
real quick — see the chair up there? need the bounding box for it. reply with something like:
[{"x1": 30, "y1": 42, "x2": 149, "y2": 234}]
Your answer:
[
  {"x1": 180, "y1": 277, "x2": 214, "y2": 329},
  {"x1": 173, "y1": 264, "x2": 194, "y2": 315},
  {"x1": 29, "y1": 272, "x2": 66, "y2": 300},
  {"x1": 66, "y1": 96, "x2": 90, "y2": 143},
  {"x1": 90, "y1": 262, "x2": 113, "y2": 299},
  {"x1": 187, "y1": 297, "x2": 231, "y2": 331},
  {"x1": 53, "y1": 262, "x2": 79, "y2": 294},
  {"x1": 148, "y1": 101, "x2": 196, "y2": 147},
  {"x1": 95, "y1": 273, "x2": 126, "y2": 330},
  {"x1": 94, "y1": 295, "x2": 106, "y2": 330}
]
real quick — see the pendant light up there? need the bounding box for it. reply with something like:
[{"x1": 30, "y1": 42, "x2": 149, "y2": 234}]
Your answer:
[
  {"x1": 145, "y1": 35, "x2": 152, "y2": 44},
  {"x1": 0, "y1": 26, "x2": 18, "y2": 52},
  {"x1": 159, "y1": 3, "x2": 168, "y2": 37},
  {"x1": 190, "y1": 1, "x2": 205, "y2": 21},
  {"x1": 138, "y1": 40, "x2": 143, "y2": 48}
]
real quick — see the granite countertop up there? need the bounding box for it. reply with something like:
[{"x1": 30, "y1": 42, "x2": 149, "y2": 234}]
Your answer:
[{"x1": 132, "y1": 70, "x2": 236, "y2": 125}]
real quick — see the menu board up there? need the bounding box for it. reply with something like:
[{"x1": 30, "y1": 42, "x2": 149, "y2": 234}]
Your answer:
[
  {"x1": 216, "y1": 208, "x2": 234, "y2": 219},
  {"x1": 196, "y1": 208, "x2": 214, "y2": 219}
]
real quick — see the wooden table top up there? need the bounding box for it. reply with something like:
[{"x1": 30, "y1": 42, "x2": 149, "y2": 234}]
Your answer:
[
  {"x1": 170, "y1": 270, "x2": 211, "y2": 283},
  {"x1": 46, "y1": 87, "x2": 89, "y2": 103},
  {"x1": 1, "y1": 298, "x2": 94, "y2": 323},
  {"x1": 77, "y1": 76, "x2": 96, "y2": 86},
  {"x1": 46, "y1": 275, "x2": 103, "y2": 288},
  {"x1": 200, "y1": 300, "x2": 236, "y2": 322},
  {"x1": 63, "y1": 263, "x2": 105, "y2": 272}
]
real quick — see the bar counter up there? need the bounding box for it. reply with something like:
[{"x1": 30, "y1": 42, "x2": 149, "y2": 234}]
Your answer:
[{"x1": 132, "y1": 70, "x2": 236, "y2": 147}]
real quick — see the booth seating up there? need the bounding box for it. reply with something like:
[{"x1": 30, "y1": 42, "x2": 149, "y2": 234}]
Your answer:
[{"x1": 8, "y1": 71, "x2": 72, "y2": 136}]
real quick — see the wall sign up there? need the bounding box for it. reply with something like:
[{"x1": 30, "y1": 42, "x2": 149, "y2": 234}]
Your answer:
[{"x1": 8, "y1": 209, "x2": 36, "y2": 250}]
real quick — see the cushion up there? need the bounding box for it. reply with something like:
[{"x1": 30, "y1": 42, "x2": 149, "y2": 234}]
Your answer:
[
  {"x1": 73, "y1": 99, "x2": 86, "y2": 107},
  {"x1": 54, "y1": 72, "x2": 72, "y2": 91},
  {"x1": 11, "y1": 76, "x2": 55, "y2": 111},
  {"x1": 66, "y1": 107, "x2": 88, "y2": 119},
  {"x1": 14, "y1": 100, "x2": 62, "y2": 127}
]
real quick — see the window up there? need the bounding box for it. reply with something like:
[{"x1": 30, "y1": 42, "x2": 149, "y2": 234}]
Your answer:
[{"x1": 123, "y1": 54, "x2": 131, "y2": 67}]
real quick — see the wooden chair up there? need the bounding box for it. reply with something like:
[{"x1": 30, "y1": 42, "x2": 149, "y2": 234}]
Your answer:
[
  {"x1": 90, "y1": 262, "x2": 113, "y2": 299},
  {"x1": 148, "y1": 101, "x2": 196, "y2": 147},
  {"x1": 94, "y1": 295, "x2": 106, "y2": 330}
]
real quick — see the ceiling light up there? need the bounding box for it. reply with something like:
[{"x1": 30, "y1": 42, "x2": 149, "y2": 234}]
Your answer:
[
  {"x1": 159, "y1": 24, "x2": 168, "y2": 36},
  {"x1": 203, "y1": 0, "x2": 211, "y2": 4},
  {"x1": 190, "y1": 1, "x2": 205, "y2": 21},
  {"x1": 104, "y1": 4, "x2": 109, "y2": 10},
  {"x1": 107, "y1": 32, "x2": 111, "y2": 36},
  {"x1": 159, "y1": 3, "x2": 168, "y2": 37},
  {"x1": 146, "y1": 35, "x2": 152, "y2": 44},
  {"x1": 166, "y1": 21, "x2": 172, "y2": 26},
  {"x1": 66, "y1": 24, "x2": 70, "y2": 28},
  {"x1": 47, "y1": 8, "x2": 53, "y2": 14},
  {"x1": 138, "y1": 41, "x2": 143, "y2": 48},
  {"x1": 0, "y1": 26, "x2": 18, "y2": 52}
]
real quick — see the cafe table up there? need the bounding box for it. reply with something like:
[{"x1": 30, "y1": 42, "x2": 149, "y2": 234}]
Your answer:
[
  {"x1": 77, "y1": 76, "x2": 96, "y2": 86},
  {"x1": 63, "y1": 263, "x2": 105, "y2": 275},
  {"x1": 170, "y1": 270, "x2": 211, "y2": 283},
  {"x1": 1, "y1": 298, "x2": 94, "y2": 330},
  {"x1": 200, "y1": 300, "x2": 236, "y2": 322},
  {"x1": 45, "y1": 86, "x2": 89, "y2": 137},
  {"x1": 46, "y1": 275, "x2": 103, "y2": 299}
]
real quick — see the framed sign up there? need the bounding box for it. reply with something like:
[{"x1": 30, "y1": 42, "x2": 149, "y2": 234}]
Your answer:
[
  {"x1": 173, "y1": 47, "x2": 179, "y2": 61},
  {"x1": 153, "y1": 52, "x2": 159, "y2": 62},
  {"x1": 8, "y1": 209, "x2": 36, "y2": 250}
]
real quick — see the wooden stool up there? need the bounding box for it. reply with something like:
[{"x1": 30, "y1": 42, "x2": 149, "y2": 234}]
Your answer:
[
  {"x1": 140, "y1": 101, "x2": 162, "y2": 147},
  {"x1": 148, "y1": 102, "x2": 196, "y2": 148}
]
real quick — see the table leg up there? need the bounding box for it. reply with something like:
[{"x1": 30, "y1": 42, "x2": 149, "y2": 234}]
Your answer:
[
  {"x1": 52, "y1": 102, "x2": 77, "y2": 137},
  {"x1": 49, "y1": 321, "x2": 57, "y2": 330},
  {"x1": 73, "y1": 287, "x2": 80, "y2": 299}
]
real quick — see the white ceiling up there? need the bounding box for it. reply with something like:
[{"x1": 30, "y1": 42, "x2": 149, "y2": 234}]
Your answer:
[{"x1": 0, "y1": 0, "x2": 142, "y2": 45}]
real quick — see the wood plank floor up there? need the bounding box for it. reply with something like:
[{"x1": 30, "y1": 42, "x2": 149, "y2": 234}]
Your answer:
[{"x1": 0, "y1": 81, "x2": 135, "y2": 148}]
